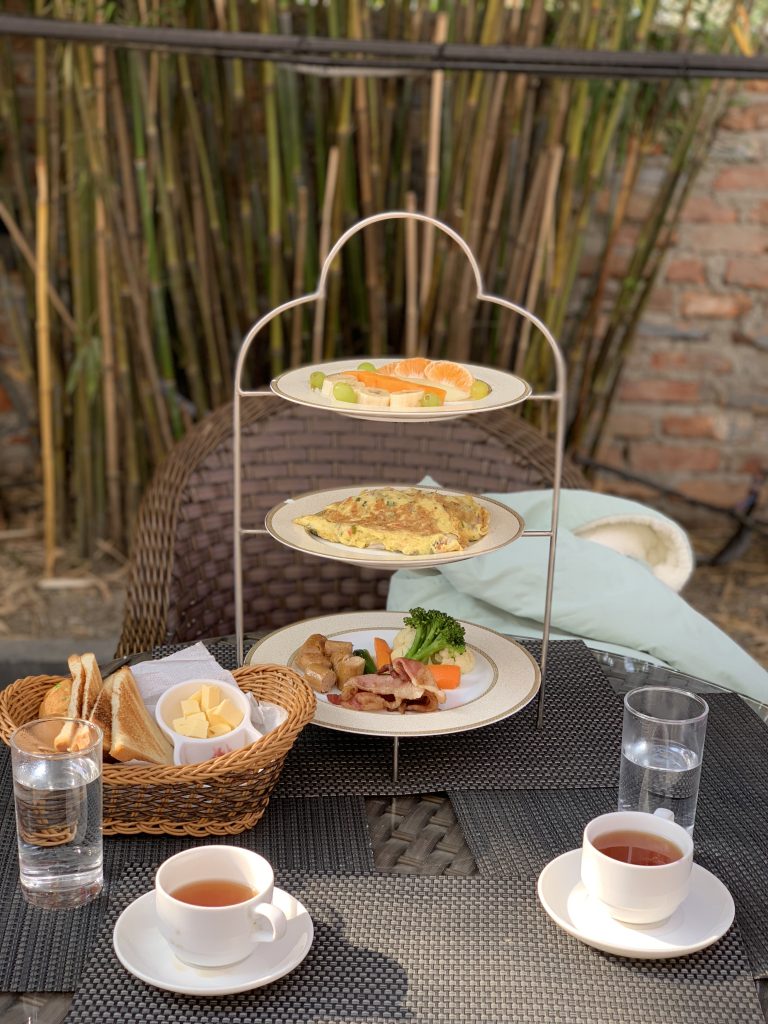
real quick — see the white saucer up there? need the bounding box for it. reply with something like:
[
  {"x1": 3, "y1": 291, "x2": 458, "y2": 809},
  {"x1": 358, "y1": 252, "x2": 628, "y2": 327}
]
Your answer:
[
  {"x1": 113, "y1": 888, "x2": 313, "y2": 996},
  {"x1": 537, "y1": 849, "x2": 734, "y2": 959}
]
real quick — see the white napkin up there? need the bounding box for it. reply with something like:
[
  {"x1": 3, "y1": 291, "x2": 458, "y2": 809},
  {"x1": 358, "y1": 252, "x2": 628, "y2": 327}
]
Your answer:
[{"x1": 130, "y1": 641, "x2": 287, "y2": 733}]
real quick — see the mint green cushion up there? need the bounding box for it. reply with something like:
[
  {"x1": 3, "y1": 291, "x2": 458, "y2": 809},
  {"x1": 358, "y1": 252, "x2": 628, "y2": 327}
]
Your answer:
[{"x1": 387, "y1": 486, "x2": 768, "y2": 703}]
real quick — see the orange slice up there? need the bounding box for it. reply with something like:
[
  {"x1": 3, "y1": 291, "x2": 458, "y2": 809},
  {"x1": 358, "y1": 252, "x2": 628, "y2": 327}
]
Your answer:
[
  {"x1": 393, "y1": 357, "x2": 432, "y2": 378},
  {"x1": 377, "y1": 360, "x2": 402, "y2": 375},
  {"x1": 423, "y1": 360, "x2": 474, "y2": 395}
]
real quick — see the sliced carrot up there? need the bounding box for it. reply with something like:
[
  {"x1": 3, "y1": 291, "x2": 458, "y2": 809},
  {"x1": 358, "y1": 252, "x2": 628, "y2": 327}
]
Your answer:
[
  {"x1": 344, "y1": 370, "x2": 446, "y2": 402},
  {"x1": 427, "y1": 664, "x2": 461, "y2": 689},
  {"x1": 374, "y1": 637, "x2": 392, "y2": 671}
]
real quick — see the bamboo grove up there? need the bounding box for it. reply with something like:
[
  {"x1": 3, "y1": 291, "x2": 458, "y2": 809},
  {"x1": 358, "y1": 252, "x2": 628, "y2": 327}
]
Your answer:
[{"x1": 0, "y1": 0, "x2": 753, "y2": 560}]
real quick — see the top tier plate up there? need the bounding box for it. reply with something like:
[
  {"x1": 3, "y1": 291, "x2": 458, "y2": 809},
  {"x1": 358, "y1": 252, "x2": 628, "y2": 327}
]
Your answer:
[{"x1": 270, "y1": 359, "x2": 532, "y2": 423}]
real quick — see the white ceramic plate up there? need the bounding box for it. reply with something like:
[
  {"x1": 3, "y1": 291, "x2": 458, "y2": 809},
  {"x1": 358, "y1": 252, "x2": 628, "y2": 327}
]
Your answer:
[
  {"x1": 113, "y1": 888, "x2": 313, "y2": 996},
  {"x1": 245, "y1": 611, "x2": 540, "y2": 737},
  {"x1": 537, "y1": 849, "x2": 735, "y2": 959},
  {"x1": 265, "y1": 485, "x2": 524, "y2": 570},
  {"x1": 271, "y1": 358, "x2": 532, "y2": 423}
]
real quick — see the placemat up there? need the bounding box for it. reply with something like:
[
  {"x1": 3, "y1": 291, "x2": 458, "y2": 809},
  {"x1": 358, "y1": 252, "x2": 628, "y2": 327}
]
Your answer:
[
  {"x1": 0, "y1": 742, "x2": 373, "y2": 993},
  {"x1": 451, "y1": 785, "x2": 768, "y2": 979},
  {"x1": 271, "y1": 639, "x2": 623, "y2": 796},
  {"x1": 64, "y1": 862, "x2": 763, "y2": 1024}
]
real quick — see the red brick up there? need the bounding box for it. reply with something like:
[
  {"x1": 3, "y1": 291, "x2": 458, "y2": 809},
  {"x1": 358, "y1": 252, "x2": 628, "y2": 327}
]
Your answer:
[
  {"x1": 615, "y1": 224, "x2": 640, "y2": 248},
  {"x1": 619, "y1": 379, "x2": 701, "y2": 403},
  {"x1": 606, "y1": 413, "x2": 655, "y2": 439},
  {"x1": 737, "y1": 454, "x2": 767, "y2": 474},
  {"x1": 725, "y1": 257, "x2": 768, "y2": 289},
  {"x1": 749, "y1": 200, "x2": 768, "y2": 224},
  {"x1": 661, "y1": 415, "x2": 720, "y2": 439},
  {"x1": 719, "y1": 106, "x2": 758, "y2": 132},
  {"x1": 593, "y1": 441, "x2": 625, "y2": 470},
  {"x1": 680, "y1": 292, "x2": 752, "y2": 318},
  {"x1": 594, "y1": 478, "x2": 658, "y2": 503},
  {"x1": 746, "y1": 81, "x2": 768, "y2": 94},
  {"x1": 625, "y1": 193, "x2": 655, "y2": 222},
  {"x1": 631, "y1": 443, "x2": 721, "y2": 473},
  {"x1": 679, "y1": 196, "x2": 737, "y2": 223},
  {"x1": 0, "y1": 384, "x2": 11, "y2": 414},
  {"x1": 713, "y1": 167, "x2": 768, "y2": 191},
  {"x1": 649, "y1": 351, "x2": 734, "y2": 374},
  {"x1": 605, "y1": 249, "x2": 633, "y2": 278},
  {"x1": 677, "y1": 479, "x2": 745, "y2": 508},
  {"x1": 646, "y1": 286, "x2": 676, "y2": 314},
  {"x1": 685, "y1": 224, "x2": 766, "y2": 253},
  {"x1": 665, "y1": 258, "x2": 705, "y2": 284}
]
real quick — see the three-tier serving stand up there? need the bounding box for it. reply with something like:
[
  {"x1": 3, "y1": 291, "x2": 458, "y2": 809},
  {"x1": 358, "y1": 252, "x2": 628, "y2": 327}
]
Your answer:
[{"x1": 232, "y1": 212, "x2": 567, "y2": 776}]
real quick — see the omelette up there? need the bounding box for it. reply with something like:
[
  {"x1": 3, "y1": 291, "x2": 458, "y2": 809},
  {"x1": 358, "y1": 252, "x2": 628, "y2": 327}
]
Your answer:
[{"x1": 294, "y1": 487, "x2": 489, "y2": 556}]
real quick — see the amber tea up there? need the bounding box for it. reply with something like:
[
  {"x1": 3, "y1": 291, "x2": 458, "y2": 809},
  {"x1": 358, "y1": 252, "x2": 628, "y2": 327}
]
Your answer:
[
  {"x1": 171, "y1": 879, "x2": 256, "y2": 907},
  {"x1": 593, "y1": 829, "x2": 683, "y2": 867}
]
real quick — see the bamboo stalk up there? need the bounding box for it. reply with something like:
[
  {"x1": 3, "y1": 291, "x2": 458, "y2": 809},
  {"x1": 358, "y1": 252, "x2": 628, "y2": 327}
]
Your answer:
[
  {"x1": 313, "y1": 144, "x2": 339, "y2": 363},
  {"x1": 33, "y1": 11, "x2": 56, "y2": 577},
  {"x1": 419, "y1": 10, "x2": 448, "y2": 315},
  {"x1": 93, "y1": 5, "x2": 121, "y2": 545},
  {"x1": 405, "y1": 190, "x2": 419, "y2": 356},
  {"x1": 291, "y1": 184, "x2": 309, "y2": 366}
]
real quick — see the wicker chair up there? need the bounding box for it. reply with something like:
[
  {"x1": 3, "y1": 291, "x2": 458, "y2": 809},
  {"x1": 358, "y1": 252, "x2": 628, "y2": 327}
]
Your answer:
[{"x1": 116, "y1": 398, "x2": 587, "y2": 657}]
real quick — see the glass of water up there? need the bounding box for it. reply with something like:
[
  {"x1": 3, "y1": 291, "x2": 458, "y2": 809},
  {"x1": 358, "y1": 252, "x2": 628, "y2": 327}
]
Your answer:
[
  {"x1": 618, "y1": 686, "x2": 709, "y2": 835},
  {"x1": 10, "y1": 718, "x2": 103, "y2": 908}
]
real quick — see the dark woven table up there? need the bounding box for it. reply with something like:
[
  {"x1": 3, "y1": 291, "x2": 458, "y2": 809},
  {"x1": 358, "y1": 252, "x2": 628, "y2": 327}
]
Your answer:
[
  {"x1": 64, "y1": 863, "x2": 764, "y2": 1024},
  {"x1": 1, "y1": 637, "x2": 767, "y2": 1023}
]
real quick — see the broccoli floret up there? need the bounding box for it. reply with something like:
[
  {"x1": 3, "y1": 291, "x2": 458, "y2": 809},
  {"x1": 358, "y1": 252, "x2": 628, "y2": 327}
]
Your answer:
[{"x1": 401, "y1": 607, "x2": 466, "y2": 663}]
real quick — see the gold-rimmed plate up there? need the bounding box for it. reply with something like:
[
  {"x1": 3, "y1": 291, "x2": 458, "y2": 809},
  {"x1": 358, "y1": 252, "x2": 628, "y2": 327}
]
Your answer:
[
  {"x1": 245, "y1": 611, "x2": 540, "y2": 737},
  {"x1": 271, "y1": 359, "x2": 532, "y2": 423},
  {"x1": 264, "y1": 485, "x2": 524, "y2": 570}
]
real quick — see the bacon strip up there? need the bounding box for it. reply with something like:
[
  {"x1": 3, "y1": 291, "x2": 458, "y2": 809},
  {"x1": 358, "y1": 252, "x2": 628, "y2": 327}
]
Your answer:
[{"x1": 325, "y1": 659, "x2": 445, "y2": 713}]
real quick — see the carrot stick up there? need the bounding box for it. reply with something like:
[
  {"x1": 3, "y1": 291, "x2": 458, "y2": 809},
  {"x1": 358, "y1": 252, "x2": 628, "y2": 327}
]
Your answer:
[
  {"x1": 373, "y1": 637, "x2": 392, "y2": 671},
  {"x1": 427, "y1": 664, "x2": 461, "y2": 689}
]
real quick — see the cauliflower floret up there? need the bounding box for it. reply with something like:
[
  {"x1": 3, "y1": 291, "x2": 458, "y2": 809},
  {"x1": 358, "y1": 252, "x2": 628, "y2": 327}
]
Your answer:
[
  {"x1": 391, "y1": 625, "x2": 416, "y2": 660},
  {"x1": 433, "y1": 646, "x2": 475, "y2": 674}
]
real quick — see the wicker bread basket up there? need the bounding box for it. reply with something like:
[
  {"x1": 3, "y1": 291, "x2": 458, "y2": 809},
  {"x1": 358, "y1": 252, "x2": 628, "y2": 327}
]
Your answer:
[{"x1": 0, "y1": 665, "x2": 315, "y2": 837}]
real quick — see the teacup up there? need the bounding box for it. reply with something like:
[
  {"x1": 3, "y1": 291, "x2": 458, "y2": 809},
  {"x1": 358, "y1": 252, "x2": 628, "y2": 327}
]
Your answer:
[
  {"x1": 581, "y1": 810, "x2": 693, "y2": 925},
  {"x1": 155, "y1": 846, "x2": 287, "y2": 967},
  {"x1": 155, "y1": 678, "x2": 261, "y2": 766}
]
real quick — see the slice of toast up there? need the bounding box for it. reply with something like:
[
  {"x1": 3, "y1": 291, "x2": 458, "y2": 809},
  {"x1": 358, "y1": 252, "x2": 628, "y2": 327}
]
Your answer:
[
  {"x1": 88, "y1": 675, "x2": 115, "y2": 753},
  {"x1": 80, "y1": 653, "x2": 104, "y2": 720},
  {"x1": 110, "y1": 668, "x2": 173, "y2": 765},
  {"x1": 54, "y1": 654, "x2": 88, "y2": 751}
]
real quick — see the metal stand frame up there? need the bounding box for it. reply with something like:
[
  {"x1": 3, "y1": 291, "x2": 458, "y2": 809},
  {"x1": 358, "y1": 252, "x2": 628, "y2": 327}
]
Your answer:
[{"x1": 233, "y1": 212, "x2": 567, "y2": 775}]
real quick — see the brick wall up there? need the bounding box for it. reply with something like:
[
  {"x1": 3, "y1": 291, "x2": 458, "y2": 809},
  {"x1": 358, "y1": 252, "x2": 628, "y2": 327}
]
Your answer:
[{"x1": 595, "y1": 81, "x2": 768, "y2": 513}]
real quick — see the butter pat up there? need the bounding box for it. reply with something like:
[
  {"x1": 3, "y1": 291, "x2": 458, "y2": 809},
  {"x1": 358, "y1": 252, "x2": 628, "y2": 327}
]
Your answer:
[
  {"x1": 180, "y1": 697, "x2": 201, "y2": 717},
  {"x1": 209, "y1": 699, "x2": 243, "y2": 729},
  {"x1": 173, "y1": 711, "x2": 209, "y2": 738},
  {"x1": 200, "y1": 684, "x2": 220, "y2": 712}
]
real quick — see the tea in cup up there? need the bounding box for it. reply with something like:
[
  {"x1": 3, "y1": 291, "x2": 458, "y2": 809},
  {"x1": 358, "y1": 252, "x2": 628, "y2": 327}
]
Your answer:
[
  {"x1": 154, "y1": 846, "x2": 287, "y2": 967},
  {"x1": 580, "y1": 810, "x2": 693, "y2": 925}
]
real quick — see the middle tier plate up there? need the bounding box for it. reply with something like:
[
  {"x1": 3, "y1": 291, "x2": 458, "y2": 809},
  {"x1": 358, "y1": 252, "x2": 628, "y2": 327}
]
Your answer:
[{"x1": 264, "y1": 484, "x2": 525, "y2": 569}]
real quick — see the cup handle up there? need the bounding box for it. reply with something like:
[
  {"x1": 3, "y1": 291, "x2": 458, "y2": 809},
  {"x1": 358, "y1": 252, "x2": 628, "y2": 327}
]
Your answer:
[{"x1": 250, "y1": 902, "x2": 288, "y2": 943}]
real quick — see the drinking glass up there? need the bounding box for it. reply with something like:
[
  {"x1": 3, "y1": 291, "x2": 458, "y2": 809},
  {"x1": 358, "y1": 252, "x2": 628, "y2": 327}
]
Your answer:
[
  {"x1": 11, "y1": 718, "x2": 103, "y2": 908},
  {"x1": 618, "y1": 686, "x2": 709, "y2": 835}
]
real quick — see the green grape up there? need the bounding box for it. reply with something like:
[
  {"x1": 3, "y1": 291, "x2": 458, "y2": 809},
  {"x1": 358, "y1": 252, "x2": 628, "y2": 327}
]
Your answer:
[
  {"x1": 309, "y1": 371, "x2": 326, "y2": 390},
  {"x1": 357, "y1": 361, "x2": 375, "y2": 371},
  {"x1": 470, "y1": 379, "x2": 491, "y2": 400},
  {"x1": 333, "y1": 381, "x2": 358, "y2": 403},
  {"x1": 420, "y1": 393, "x2": 441, "y2": 407}
]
